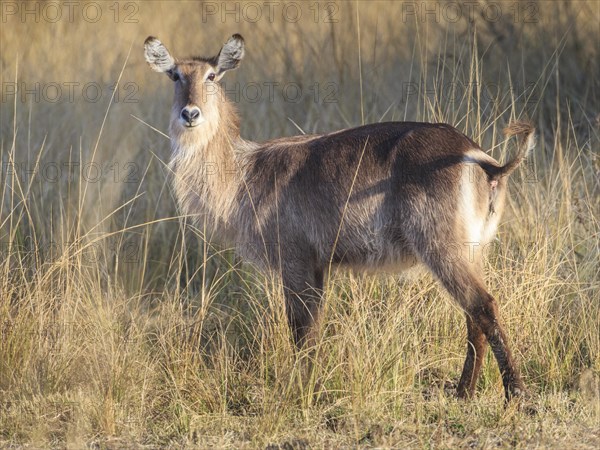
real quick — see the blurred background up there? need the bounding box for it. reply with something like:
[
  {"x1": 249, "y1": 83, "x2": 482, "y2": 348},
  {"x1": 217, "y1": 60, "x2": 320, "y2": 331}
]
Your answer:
[{"x1": 1, "y1": 1, "x2": 598, "y2": 447}]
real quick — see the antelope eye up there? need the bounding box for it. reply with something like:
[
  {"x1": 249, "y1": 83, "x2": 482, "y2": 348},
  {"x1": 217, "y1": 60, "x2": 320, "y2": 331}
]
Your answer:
[
  {"x1": 207, "y1": 73, "x2": 216, "y2": 81},
  {"x1": 169, "y1": 70, "x2": 180, "y2": 82}
]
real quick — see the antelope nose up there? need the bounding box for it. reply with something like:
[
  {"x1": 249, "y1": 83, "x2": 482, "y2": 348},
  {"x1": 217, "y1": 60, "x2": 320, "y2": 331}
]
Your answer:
[{"x1": 181, "y1": 106, "x2": 202, "y2": 126}]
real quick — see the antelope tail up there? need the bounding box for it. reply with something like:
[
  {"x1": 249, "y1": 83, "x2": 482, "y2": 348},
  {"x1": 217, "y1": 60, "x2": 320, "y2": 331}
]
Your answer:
[{"x1": 485, "y1": 121, "x2": 536, "y2": 180}]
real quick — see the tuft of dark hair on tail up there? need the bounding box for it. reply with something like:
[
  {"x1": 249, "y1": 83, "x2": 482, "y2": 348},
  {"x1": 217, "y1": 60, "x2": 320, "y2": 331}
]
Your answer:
[{"x1": 488, "y1": 120, "x2": 536, "y2": 179}]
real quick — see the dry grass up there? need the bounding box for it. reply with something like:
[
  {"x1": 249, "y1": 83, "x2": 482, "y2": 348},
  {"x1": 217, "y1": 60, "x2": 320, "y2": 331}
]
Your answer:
[{"x1": 1, "y1": 1, "x2": 599, "y2": 448}]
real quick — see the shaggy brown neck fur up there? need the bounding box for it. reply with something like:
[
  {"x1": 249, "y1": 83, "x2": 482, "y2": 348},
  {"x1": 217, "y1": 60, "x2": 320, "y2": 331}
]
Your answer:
[{"x1": 169, "y1": 93, "x2": 253, "y2": 238}]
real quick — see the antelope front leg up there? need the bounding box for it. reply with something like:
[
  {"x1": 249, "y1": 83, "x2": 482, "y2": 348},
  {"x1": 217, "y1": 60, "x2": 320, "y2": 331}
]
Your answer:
[{"x1": 282, "y1": 267, "x2": 324, "y2": 347}]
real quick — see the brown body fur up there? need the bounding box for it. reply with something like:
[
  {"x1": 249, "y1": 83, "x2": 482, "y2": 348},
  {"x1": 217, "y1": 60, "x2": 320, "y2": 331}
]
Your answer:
[{"x1": 145, "y1": 34, "x2": 535, "y2": 401}]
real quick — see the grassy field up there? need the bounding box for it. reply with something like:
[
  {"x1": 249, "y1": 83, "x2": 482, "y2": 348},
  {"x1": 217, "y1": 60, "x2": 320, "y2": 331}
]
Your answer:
[{"x1": 1, "y1": 1, "x2": 599, "y2": 448}]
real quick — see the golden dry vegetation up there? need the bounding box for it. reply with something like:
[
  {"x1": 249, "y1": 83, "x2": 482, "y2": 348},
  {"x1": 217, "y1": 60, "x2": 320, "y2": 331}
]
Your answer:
[{"x1": 0, "y1": 1, "x2": 599, "y2": 448}]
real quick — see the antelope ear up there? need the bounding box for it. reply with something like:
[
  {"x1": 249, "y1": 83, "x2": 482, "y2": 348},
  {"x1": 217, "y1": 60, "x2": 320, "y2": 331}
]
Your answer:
[
  {"x1": 144, "y1": 36, "x2": 176, "y2": 73},
  {"x1": 216, "y1": 34, "x2": 245, "y2": 75}
]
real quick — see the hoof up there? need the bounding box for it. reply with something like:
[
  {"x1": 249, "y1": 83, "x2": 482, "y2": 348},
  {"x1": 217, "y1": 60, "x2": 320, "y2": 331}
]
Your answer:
[{"x1": 505, "y1": 386, "x2": 537, "y2": 415}]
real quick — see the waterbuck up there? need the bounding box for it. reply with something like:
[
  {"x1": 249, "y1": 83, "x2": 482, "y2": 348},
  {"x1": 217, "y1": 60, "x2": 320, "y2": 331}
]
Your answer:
[{"x1": 144, "y1": 34, "x2": 533, "y2": 401}]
